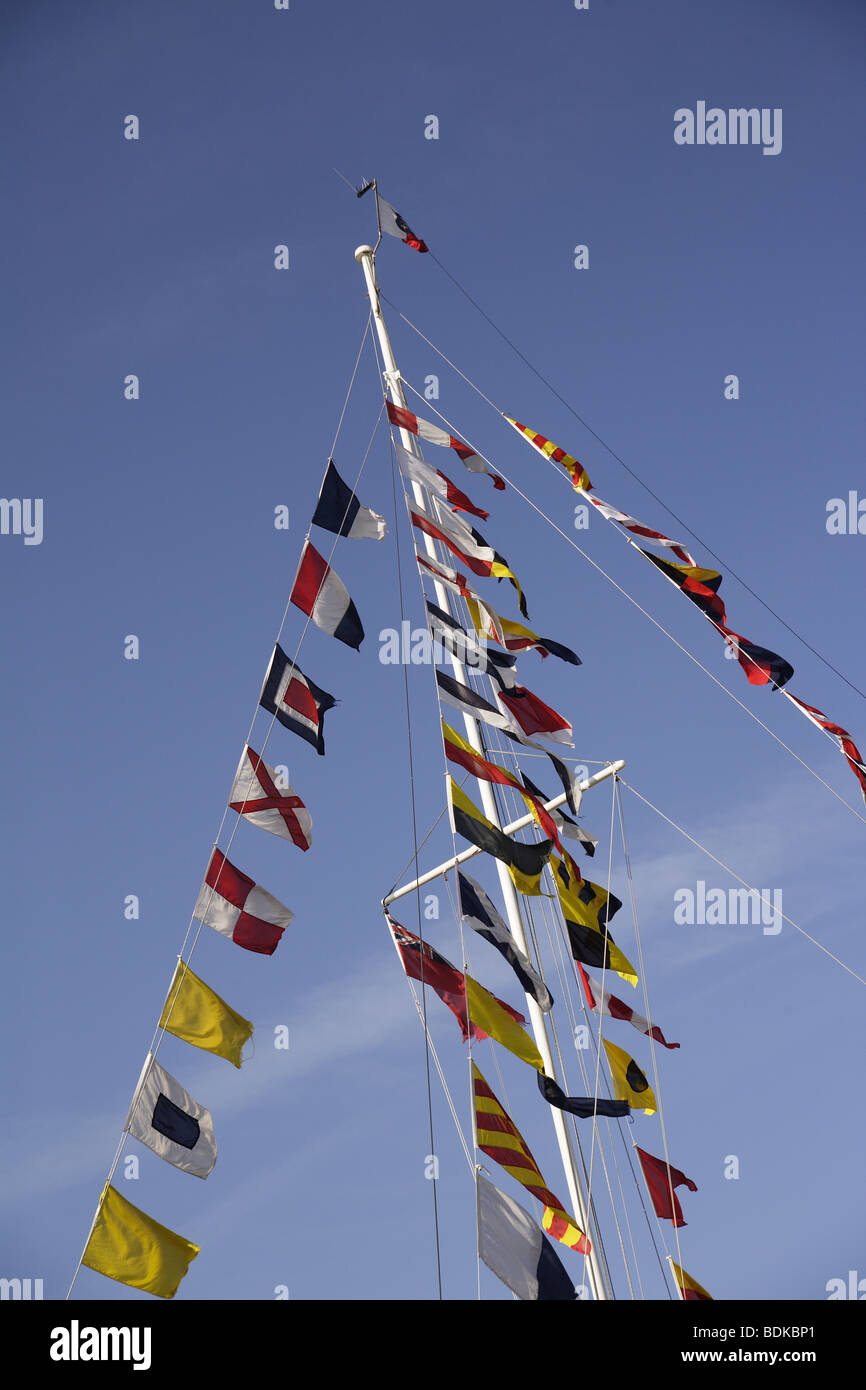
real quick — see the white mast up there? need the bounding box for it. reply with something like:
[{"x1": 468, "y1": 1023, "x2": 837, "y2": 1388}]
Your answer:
[{"x1": 355, "y1": 238, "x2": 614, "y2": 1301}]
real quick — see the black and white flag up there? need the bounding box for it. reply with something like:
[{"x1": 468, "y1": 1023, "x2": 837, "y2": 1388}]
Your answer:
[{"x1": 126, "y1": 1054, "x2": 217, "y2": 1178}]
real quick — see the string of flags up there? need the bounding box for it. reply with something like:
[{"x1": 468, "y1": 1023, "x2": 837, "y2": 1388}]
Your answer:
[
  {"x1": 77, "y1": 449, "x2": 384, "y2": 1298},
  {"x1": 506, "y1": 414, "x2": 866, "y2": 805},
  {"x1": 384, "y1": 389, "x2": 712, "y2": 1304}
]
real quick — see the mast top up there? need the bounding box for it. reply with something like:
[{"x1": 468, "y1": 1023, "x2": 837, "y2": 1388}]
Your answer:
[{"x1": 354, "y1": 244, "x2": 374, "y2": 263}]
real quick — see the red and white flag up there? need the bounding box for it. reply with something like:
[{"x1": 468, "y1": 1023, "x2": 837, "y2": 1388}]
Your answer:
[
  {"x1": 496, "y1": 685, "x2": 573, "y2": 745},
  {"x1": 580, "y1": 968, "x2": 679, "y2": 1049},
  {"x1": 229, "y1": 745, "x2": 312, "y2": 851},
  {"x1": 290, "y1": 541, "x2": 364, "y2": 650},
  {"x1": 785, "y1": 693, "x2": 866, "y2": 803},
  {"x1": 415, "y1": 550, "x2": 504, "y2": 642},
  {"x1": 587, "y1": 493, "x2": 695, "y2": 566},
  {"x1": 195, "y1": 848, "x2": 294, "y2": 956},
  {"x1": 396, "y1": 443, "x2": 488, "y2": 520},
  {"x1": 377, "y1": 195, "x2": 428, "y2": 253},
  {"x1": 387, "y1": 400, "x2": 504, "y2": 489}
]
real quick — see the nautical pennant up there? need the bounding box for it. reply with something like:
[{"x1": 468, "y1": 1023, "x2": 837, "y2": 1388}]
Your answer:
[
  {"x1": 259, "y1": 645, "x2": 337, "y2": 756},
  {"x1": 436, "y1": 670, "x2": 521, "y2": 736},
  {"x1": 505, "y1": 416, "x2": 592, "y2": 491},
  {"x1": 387, "y1": 399, "x2": 505, "y2": 488},
  {"x1": 126, "y1": 1054, "x2": 217, "y2": 1178},
  {"x1": 587, "y1": 492, "x2": 695, "y2": 565},
  {"x1": 785, "y1": 693, "x2": 866, "y2": 803},
  {"x1": 159, "y1": 963, "x2": 253, "y2": 1069},
  {"x1": 194, "y1": 848, "x2": 293, "y2": 956},
  {"x1": 448, "y1": 778, "x2": 553, "y2": 896},
  {"x1": 553, "y1": 852, "x2": 622, "y2": 931},
  {"x1": 536, "y1": 1072, "x2": 630, "y2": 1120},
  {"x1": 82, "y1": 1184, "x2": 199, "y2": 1300},
  {"x1": 553, "y1": 853, "x2": 638, "y2": 987},
  {"x1": 580, "y1": 968, "x2": 678, "y2": 1048},
  {"x1": 385, "y1": 915, "x2": 539, "y2": 1070},
  {"x1": 638, "y1": 550, "x2": 727, "y2": 625},
  {"x1": 472, "y1": 1063, "x2": 590, "y2": 1254},
  {"x1": 376, "y1": 194, "x2": 428, "y2": 252},
  {"x1": 312, "y1": 460, "x2": 386, "y2": 540},
  {"x1": 496, "y1": 685, "x2": 573, "y2": 745},
  {"x1": 635, "y1": 1146, "x2": 697, "y2": 1227},
  {"x1": 442, "y1": 721, "x2": 561, "y2": 850},
  {"x1": 456, "y1": 870, "x2": 553, "y2": 1012},
  {"x1": 229, "y1": 745, "x2": 312, "y2": 850},
  {"x1": 522, "y1": 774, "x2": 597, "y2": 855},
  {"x1": 466, "y1": 604, "x2": 581, "y2": 666},
  {"x1": 476, "y1": 1175, "x2": 577, "y2": 1301},
  {"x1": 503, "y1": 745, "x2": 582, "y2": 818},
  {"x1": 410, "y1": 502, "x2": 528, "y2": 617},
  {"x1": 602, "y1": 1038, "x2": 656, "y2": 1114},
  {"x1": 290, "y1": 540, "x2": 364, "y2": 649},
  {"x1": 426, "y1": 601, "x2": 517, "y2": 689},
  {"x1": 396, "y1": 443, "x2": 489, "y2": 520},
  {"x1": 717, "y1": 624, "x2": 794, "y2": 690},
  {"x1": 416, "y1": 551, "x2": 504, "y2": 640},
  {"x1": 638, "y1": 549, "x2": 794, "y2": 686},
  {"x1": 670, "y1": 1259, "x2": 713, "y2": 1301}
]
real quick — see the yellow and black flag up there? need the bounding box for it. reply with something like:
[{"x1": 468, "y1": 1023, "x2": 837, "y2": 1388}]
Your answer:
[
  {"x1": 448, "y1": 778, "x2": 552, "y2": 896},
  {"x1": 552, "y1": 854, "x2": 638, "y2": 987},
  {"x1": 603, "y1": 1038, "x2": 656, "y2": 1115}
]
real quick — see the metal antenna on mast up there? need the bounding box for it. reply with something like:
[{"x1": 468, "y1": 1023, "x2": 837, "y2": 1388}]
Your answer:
[{"x1": 356, "y1": 238, "x2": 616, "y2": 1301}]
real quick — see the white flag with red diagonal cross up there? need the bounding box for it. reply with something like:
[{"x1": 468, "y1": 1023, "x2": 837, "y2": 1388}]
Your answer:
[{"x1": 228, "y1": 745, "x2": 312, "y2": 850}]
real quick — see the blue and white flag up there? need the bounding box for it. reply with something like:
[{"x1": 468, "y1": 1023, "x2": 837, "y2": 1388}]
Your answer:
[
  {"x1": 457, "y1": 870, "x2": 553, "y2": 1012},
  {"x1": 477, "y1": 1175, "x2": 577, "y2": 1301},
  {"x1": 125, "y1": 1054, "x2": 217, "y2": 1179},
  {"x1": 312, "y1": 460, "x2": 386, "y2": 541}
]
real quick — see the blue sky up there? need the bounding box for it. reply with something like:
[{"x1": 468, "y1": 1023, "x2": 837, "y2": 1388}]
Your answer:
[{"x1": 2, "y1": 0, "x2": 864, "y2": 1303}]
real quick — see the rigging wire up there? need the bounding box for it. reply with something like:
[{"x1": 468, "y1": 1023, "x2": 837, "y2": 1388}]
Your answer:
[
  {"x1": 619, "y1": 777, "x2": 866, "y2": 986},
  {"x1": 412, "y1": 256, "x2": 866, "y2": 706},
  {"x1": 381, "y1": 368, "x2": 446, "y2": 1301},
  {"x1": 614, "y1": 779, "x2": 687, "y2": 1293}
]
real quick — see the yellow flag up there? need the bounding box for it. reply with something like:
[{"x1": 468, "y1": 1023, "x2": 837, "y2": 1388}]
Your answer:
[
  {"x1": 159, "y1": 962, "x2": 253, "y2": 1068},
  {"x1": 670, "y1": 1259, "x2": 713, "y2": 1301},
  {"x1": 603, "y1": 1038, "x2": 656, "y2": 1115},
  {"x1": 82, "y1": 1184, "x2": 199, "y2": 1299},
  {"x1": 465, "y1": 977, "x2": 543, "y2": 1072},
  {"x1": 552, "y1": 854, "x2": 639, "y2": 987}
]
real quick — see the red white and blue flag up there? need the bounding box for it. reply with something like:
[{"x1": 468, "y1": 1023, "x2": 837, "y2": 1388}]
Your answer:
[
  {"x1": 377, "y1": 195, "x2": 428, "y2": 253},
  {"x1": 290, "y1": 541, "x2": 364, "y2": 650},
  {"x1": 259, "y1": 645, "x2": 336, "y2": 756}
]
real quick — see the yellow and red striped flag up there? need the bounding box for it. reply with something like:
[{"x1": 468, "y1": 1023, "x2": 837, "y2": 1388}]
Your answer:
[
  {"x1": 473, "y1": 1063, "x2": 590, "y2": 1255},
  {"x1": 505, "y1": 417, "x2": 591, "y2": 491}
]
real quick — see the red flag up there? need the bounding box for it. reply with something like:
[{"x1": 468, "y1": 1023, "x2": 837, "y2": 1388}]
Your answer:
[
  {"x1": 387, "y1": 400, "x2": 504, "y2": 488},
  {"x1": 636, "y1": 1146, "x2": 697, "y2": 1227},
  {"x1": 496, "y1": 685, "x2": 573, "y2": 745},
  {"x1": 385, "y1": 916, "x2": 524, "y2": 1042}
]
